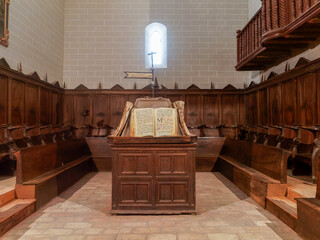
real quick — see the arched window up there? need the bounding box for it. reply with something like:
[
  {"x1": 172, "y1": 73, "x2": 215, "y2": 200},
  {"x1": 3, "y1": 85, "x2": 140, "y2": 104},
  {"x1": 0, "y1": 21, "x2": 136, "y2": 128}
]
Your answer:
[{"x1": 145, "y1": 22, "x2": 167, "y2": 69}]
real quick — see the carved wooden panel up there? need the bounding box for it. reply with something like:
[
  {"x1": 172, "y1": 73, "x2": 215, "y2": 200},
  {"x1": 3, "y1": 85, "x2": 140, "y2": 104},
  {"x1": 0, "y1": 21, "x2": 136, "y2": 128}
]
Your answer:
[
  {"x1": 269, "y1": 84, "x2": 282, "y2": 125},
  {"x1": 258, "y1": 89, "x2": 268, "y2": 125},
  {"x1": 166, "y1": 95, "x2": 185, "y2": 105},
  {"x1": 63, "y1": 95, "x2": 74, "y2": 126},
  {"x1": 52, "y1": 93, "x2": 63, "y2": 125},
  {"x1": 119, "y1": 179, "x2": 152, "y2": 205},
  {"x1": 110, "y1": 141, "x2": 196, "y2": 214},
  {"x1": 11, "y1": 80, "x2": 24, "y2": 124},
  {"x1": 185, "y1": 95, "x2": 201, "y2": 127},
  {"x1": 74, "y1": 95, "x2": 91, "y2": 128},
  {"x1": 25, "y1": 85, "x2": 38, "y2": 125},
  {"x1": 221, "y1": 95, "x2": 236, "y2": 126},
  {"x1": 203, "y1": 95, "x2": 219, "y2": 127},
  {"x1": 119, "y1": 153, "x2": 152, "y2": 175},
  {"x1": 0, "y1": 76, "x2": 7, "y2": 124},
  {"x1": 157, "y1": 153, "x2": 188, "y2": 175},
  {"x1": 238, "y1": 95, "x2": 245, "y2": 125},
  {"x1": 92, "y1": 95, "x2": 108, "y2": 127},
  {"x1": 109, "y1": 95, "x2": 127, "y2": 128},
  {"x1": 40, "y1": 88, "x2": 51, "y2": 124},
  {"x1": 156, "y1": 181, "x2": 188, "y2": 204},
  {"x1": 282, "y1": 79, "x2": 297, "y2": 125},
  {"x1": 247, "y1": 92, "x2": 258, "y2": 125},
  {"x1": 298, "y1": 73, "x2": 317, "y2": 126}
]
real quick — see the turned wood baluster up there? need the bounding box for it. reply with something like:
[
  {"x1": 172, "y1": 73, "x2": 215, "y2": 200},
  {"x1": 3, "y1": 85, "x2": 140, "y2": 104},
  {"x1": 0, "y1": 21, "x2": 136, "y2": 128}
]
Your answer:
[
  {"x1": 266, "y1": 0, "x2": 272, "y2": 31},
  {"x1": 262, "y1": 0, "x2": 267, "y2": 33},
  {"x1": 272, "y1": 0, "x2": 280, "y2": 28},
  {"x1": 279, "y1": 0, "x2": 287, "y2": 27},
  {"x1": 237, "y1": 30, "x2": 241, "y2": 63},
  {"x1": 291, "y1": 0, "x2": 297, "y2": 19},
  {"x1": 258, "y1": 12, "x2": 261, "y2": 48},
  {"x1": 300, "y1": 0, "x2": 304, "y2": 15},
  {"x1": 306, "y1": 0, "x2": 311, "y2": 8}
]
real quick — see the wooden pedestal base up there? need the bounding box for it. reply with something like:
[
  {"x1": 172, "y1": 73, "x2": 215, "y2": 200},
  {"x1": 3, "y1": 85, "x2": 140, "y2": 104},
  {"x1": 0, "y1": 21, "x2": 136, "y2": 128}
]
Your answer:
[{"x1": 108, "y1": 136, "x2": 197, "y2": 215}]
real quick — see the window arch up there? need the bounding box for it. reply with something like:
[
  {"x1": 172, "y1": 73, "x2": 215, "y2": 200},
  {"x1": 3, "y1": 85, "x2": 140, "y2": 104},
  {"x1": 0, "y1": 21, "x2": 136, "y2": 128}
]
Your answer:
[{"x1": 145, "y1": 22, "x2": 167, "y2": 69}]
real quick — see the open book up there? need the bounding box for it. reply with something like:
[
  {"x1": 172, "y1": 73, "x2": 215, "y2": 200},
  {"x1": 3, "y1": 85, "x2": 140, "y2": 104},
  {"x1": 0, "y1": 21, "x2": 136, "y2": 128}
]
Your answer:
[{"x1": 130, "y1": 108, "x2": 178, "y2": 137}]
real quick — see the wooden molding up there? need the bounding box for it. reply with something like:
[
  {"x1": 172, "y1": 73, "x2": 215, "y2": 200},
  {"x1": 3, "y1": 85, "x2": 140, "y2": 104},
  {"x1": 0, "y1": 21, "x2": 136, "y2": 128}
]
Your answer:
[
  {"x1": 223, "y1": 84, "x2": 237, "y2": 90},
  {"x1": 110, "y1": 84, "x2": 124, "y2": 90},
  {"x1": 187, "y1": 84, "x2": 200, "y2": 90},
  {"x1": 74, "y1": 84, "x2": 89, "y2": 90},
  {"x1": 0, "y1": 58, "x2": 10, "y2": 68}
]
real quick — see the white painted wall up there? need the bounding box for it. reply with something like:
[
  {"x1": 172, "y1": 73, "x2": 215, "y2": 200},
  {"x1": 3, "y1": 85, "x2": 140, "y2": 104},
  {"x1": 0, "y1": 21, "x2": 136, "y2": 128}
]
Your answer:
[
  {"x1": 0, "y1": 0, "x2": 65, "y2": 84},
  {"x1": 63, "y1": 0, "x2": 249, "y2": 89}
]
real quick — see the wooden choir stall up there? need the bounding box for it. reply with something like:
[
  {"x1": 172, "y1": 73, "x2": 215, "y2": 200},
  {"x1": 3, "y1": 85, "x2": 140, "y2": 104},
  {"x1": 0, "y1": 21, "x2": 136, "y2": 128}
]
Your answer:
[{"x1": 108, "y1": 97, "x2": 197, "y2": 214}]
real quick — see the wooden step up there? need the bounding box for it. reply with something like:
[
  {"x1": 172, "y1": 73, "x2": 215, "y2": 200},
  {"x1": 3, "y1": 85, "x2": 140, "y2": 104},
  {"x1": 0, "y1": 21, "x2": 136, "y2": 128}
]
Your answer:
[
  {"x1": 0, "y1": 199, "x2": 36, "y2": 237},
  {"x1": 266, "y1": 197, "x2": 298, "y2": 230},
  {"x1": 0, "y1": 189, "x2": 15, "y2": 207}
]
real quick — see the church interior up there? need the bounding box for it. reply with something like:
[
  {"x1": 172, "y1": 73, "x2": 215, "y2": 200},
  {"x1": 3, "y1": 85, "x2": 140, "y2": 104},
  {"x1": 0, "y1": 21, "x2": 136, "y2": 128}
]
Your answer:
[{"x1": 0, "y1": 0, "x2": 320, "y2": 239}]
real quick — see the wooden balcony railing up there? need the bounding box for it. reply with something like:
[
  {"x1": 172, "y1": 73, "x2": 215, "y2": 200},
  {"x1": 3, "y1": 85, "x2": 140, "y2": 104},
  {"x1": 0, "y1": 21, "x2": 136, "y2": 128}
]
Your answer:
[
  {"x1": 237, "y1": 9, "x2": 264, "y2": 67},
  {"x1": 236, "y1": 0, "x2": 320, "y2": 71}
]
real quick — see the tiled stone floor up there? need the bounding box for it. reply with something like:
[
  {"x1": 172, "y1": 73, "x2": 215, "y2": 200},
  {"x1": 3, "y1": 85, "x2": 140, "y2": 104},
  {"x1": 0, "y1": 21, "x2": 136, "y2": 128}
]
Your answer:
[{"x1": 2, "y1": 172, "x2": 301, "y2": 240}]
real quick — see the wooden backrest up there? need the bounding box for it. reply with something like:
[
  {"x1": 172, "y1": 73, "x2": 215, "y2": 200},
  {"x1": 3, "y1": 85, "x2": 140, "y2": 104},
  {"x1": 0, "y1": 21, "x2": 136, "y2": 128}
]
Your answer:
[
  {"x1": 16, "y1": 138, "x2": 91, "y2": 183},
  {"x1": 57, "y1": 138, "x2": 91, "y2": 164},
  {"x1": 8, "y1": 126, "x2": 25, "y2": 141},
  {"x1": 16, "y1": 143, "x2": 61, "y2": 183},
  {"x1": 203, "y1": 128, "x2": 220, "y2": 137},
  {"x1": 221, "y1": 138, "x2": 289, "y2": 183},
  {"x1": 26, "y1": 126, "x2": 40, "y2": 137},
  {"x1": 317, "y1": 170, "x2": 320, "y2": 200}
]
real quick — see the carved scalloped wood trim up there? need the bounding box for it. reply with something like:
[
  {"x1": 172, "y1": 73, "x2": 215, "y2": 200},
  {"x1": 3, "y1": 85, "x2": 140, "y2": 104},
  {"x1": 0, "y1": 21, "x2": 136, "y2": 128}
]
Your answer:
[
  {"x1": 223, "y1": 84, "x2": 237, "y2": 90},
  {"x1": 294, "y1": 57, "x2": 310, "y2": 69},
  {"x1": 75, "y1": 84, "x2": 89, "y2": 90},
  {"x1": 0, "y1": 58, "x2": 10, "y2": 69},
  {"x1": 187, "y1": 84, "x2": 200, "y2": 90},
  {"x1": 0, "y1": 58, "x2": 10, "y2": 68},
  {"x1": 142, "y1": 84, "x2": 152, "y2": 90},
  {"x1": 161, "y1": 84, "x2": 168, "y2": 89},
  {"x1": 248, "y1": 81, "x2": 257, "y2": 88},
  {"x1": 53, "y1": 81, "x2": 61, "y2": 88},
  {"x1": 110, "y1": 84, "x2": 124, "y2": 90},
  {"x1": 29, "y1": 71, "x2": 41, "y2": 81},
  {"x1": 267, "y1": 71, "x2": 278, "y2": 80}
]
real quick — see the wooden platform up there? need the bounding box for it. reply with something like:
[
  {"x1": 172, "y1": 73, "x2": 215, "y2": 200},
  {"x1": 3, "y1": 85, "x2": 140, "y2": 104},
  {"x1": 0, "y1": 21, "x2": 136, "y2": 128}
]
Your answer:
[{"x1": 0, "y1": 188, "x2": 36, "y2": 237}]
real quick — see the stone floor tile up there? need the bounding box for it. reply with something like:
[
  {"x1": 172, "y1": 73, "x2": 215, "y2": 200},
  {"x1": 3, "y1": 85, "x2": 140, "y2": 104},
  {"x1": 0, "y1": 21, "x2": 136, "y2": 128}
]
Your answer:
[
  {"x1": 148, "y1": 233, "x2": 177, "y2": 240},
  {"x1": 208, "y1": 233, "x2": 239, "y2": 240},
  {"x1": 1, "y1": 173, "x2": 302, "y2": 240}
]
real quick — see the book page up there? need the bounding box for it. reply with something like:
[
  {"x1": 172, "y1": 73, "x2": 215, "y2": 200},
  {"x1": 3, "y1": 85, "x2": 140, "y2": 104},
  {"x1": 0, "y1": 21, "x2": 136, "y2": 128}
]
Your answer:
[
  {"x1": 132, "y1": 108, "x2": 155, "y2": 137},
  {"x1": 155, "y1": 108, "x2": 177, "y2": 137}
]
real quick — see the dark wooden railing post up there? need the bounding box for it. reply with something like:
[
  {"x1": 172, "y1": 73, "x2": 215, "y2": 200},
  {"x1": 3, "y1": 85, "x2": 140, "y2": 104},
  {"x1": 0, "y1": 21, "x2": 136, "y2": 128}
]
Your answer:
[
  {"x1": 291, "y1": 0, "x2": 297, "y2": 19},
  {"x1": 262, "y1": 0, "x2": 266, "y2": 33},
  {"x1": 300, "y1": 0, "x2": 304, "y2": 15},
  {"x1": 237, "y1": 30, "x2": 241, "y2": 63}
]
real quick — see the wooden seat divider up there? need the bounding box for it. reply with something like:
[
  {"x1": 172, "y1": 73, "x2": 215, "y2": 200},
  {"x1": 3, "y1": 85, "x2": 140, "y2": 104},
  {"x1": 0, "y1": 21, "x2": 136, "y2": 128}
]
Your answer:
[
  {"x1": 214, "y1": 138, "x2": 290, "y2": 207},
  {"x1": 14, "y1": 138, "x2": 93, "y2": 209}
]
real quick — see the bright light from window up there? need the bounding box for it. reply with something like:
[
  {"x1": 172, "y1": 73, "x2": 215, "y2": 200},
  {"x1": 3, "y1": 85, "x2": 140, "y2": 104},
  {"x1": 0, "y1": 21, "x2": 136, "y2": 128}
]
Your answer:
[{"x1": 145, "y1": 23, "x2": 167, "y2": 69}]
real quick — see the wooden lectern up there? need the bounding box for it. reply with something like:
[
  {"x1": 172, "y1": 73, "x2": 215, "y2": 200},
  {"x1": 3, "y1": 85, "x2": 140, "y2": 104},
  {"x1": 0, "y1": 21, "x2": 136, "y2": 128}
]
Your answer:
[{"x1": 108, "y1": 97, "x2": 197, "y2": 214}]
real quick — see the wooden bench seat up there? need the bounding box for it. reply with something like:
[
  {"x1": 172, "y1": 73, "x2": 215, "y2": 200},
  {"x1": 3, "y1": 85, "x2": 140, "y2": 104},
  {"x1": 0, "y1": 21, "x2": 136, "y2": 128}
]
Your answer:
[
  {"x1": 24, "y1": 155, "x2": 91, "y2": 185},
  {"x1": 219, "y1": 154, "x2": 280, "y2": 184},
  {"x1": 15, "y1": 138, "x2": 92, "y2": 209},
  {"x1": 215, "y1": 138, "x2": 290, "y2": 207}
]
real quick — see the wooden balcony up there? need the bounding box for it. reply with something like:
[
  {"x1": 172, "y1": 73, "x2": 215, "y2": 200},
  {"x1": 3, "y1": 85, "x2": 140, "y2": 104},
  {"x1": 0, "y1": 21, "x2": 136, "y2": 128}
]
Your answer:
[{"x1": 236, "y1": 0, "x2": 320, "y2": 71}]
